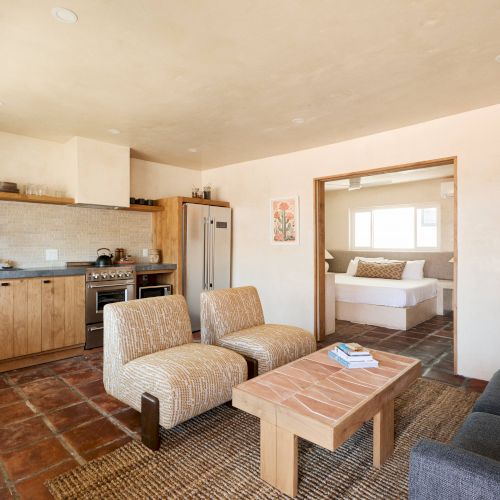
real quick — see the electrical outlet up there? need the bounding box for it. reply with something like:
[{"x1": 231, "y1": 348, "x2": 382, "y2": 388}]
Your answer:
[
  {"x1": 45, "y1": 249, "x2": 59, "y2": 261},
  {"x1": 142, "y1": 248, "x2": 149, "y2": 257}
]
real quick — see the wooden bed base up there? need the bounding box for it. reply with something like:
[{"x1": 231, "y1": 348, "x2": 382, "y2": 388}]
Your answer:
[{"x1": 336, "y1": 297, "x2": 437, "y2": 331}]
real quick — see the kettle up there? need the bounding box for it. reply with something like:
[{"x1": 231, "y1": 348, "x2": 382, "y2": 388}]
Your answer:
[{"x1": 95, "y1": 248, "x2": 113, "y2": 267}]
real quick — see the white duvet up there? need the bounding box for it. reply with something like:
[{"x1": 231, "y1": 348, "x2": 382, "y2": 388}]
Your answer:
[{"x1": 334, "y1": 273, "x2": 438, "y2": 308}]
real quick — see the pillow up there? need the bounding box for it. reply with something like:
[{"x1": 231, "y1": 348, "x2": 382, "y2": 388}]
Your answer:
[
  {"x1": 346, "y1": 256, "x2": 386, "y2": 276},
  {"x1": 402, "y1": 260, "x2": 425, "y2": 280},
  {"x1": 355, "y1": 261, "x2": 407, "y2": 280}
]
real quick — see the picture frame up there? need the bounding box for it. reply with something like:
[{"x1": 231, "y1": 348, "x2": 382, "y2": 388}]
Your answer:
[{"x1": 270, "y1": 196, "x2": 299, "y2": 245}]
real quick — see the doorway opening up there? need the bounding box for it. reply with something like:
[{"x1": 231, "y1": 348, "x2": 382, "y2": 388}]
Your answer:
[{"x1": 314, "y1": 157, "x2": 457, "y2": 373}]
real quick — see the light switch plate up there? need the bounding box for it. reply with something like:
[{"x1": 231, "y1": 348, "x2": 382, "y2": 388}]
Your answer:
[
  {"x1": 142, "y1": 248, "x2": 148, "y2": 257},
  {"x1": 45, "y1": 249, "x2": 59, "y2": 261}
]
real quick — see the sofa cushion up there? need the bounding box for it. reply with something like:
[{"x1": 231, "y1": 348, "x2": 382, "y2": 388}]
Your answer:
[
  {"x1": 112, "y1": 343, "x2": 247, "y2": 429},
  {"x1": 452, "y1": 412, "x2": 500, "y2": 461},
  {"x1": 201, "y1": 287, "x2": 265, "y2": 343},
  {"x1": 216, "y1": 324, "x2": 316, "y2": 375},
  {"x1": 473, "y1": 369, "x2": 500, "y2": 416},
  {"x1": 104, "y1": 295, "x2": 192, "y2": 365}
]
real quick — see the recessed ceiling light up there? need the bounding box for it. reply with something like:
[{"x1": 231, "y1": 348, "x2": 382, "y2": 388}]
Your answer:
[
  {"x1": 51, "y1": 7, "x2": 78, "y2": 24},
  {"x1": 495, "y1": 54, "x2": 500, "y2": 63},
  {"x1": 188, "y1": 148, "x2": 198, "y2": 153},
  {"x1": 107, "y1": 128, "x2": 120, "y2": 135},
  {"x1": 292, "y1": 117, "x2": 304, "y2": 125},
  {"x1": 0, "y1": 101, "x2": 4, "y2": 107}
]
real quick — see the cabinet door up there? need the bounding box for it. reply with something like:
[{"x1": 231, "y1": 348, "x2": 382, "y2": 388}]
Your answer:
[
  {"x1": 0, "y1": 279, "x2": 42, "y2": 360},
  {"x1": 41, "y1": 276, "x2": 85, "y2": 350}
]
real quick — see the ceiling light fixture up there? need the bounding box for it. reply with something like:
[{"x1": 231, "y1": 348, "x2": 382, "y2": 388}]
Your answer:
[
  {"x1": 107, "y1": 128, "x2": 120, "y2": 135},
  {"x1": 51, "y1": 7, "x2": 78, "y2": 24},
  {"x1": 188, "y1": 148, "x2": 198, "y2": 153},
  {"x1": 495, "y1": 54, "x2": 500, "y2": 63},
  {"x1": 292, "y1": 117, "x2": 304, "y2": 125}
]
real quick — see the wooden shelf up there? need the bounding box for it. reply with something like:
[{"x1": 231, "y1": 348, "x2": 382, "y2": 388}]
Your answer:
[
  {"x1": 177, "y1": 197, "x2": 230, "y2": 208},
  {"x1": 0, "y1": 192, "x2": 74, "y2": 205},
  {"x1": 0, "y1": 192, "x2": 164, "y2": 212},
  {"x1": 121, "y1": 204, "x2": 163, "y2": 213}
]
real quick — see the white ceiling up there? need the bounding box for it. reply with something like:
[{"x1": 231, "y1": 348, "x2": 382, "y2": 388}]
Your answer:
[
  {"x1": 1, "y1": 1, "x2": 500, "y2": 170},
  {"x1": 325, "y1": 164, "x2": 454, "y2": 190}
]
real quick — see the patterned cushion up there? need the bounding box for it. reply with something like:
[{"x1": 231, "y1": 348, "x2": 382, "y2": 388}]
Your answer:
[
  {"x1": 216, "y1": 324, "x2": 316, "y2": 375},
  {"x1": 201, "y1": 287, "x2": 265, "y2": 344},
  {"x1": 355, "y1": 260, "x2": 406, "y2": 280},
  {"x1": 103, "y1": 295, "x2": 192, "y2": 365},
  {"x1": 109, "y1": 343, "x2": 247, "y2": 429}
]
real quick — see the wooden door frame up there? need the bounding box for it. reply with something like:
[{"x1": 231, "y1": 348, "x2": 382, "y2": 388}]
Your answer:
[{"x1": 314, "y1": 156, "x2": 458, "y2": 372}]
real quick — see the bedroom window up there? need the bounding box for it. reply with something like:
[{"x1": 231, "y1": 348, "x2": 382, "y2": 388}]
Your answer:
[{"x1": 351, "y1": 205, "x2": 439, "y2": 250}]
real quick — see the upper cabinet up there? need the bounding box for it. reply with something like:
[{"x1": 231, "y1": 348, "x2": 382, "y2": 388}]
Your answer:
[{"x1": 65, "y1": 136, "x2": 130, "y2": 208}]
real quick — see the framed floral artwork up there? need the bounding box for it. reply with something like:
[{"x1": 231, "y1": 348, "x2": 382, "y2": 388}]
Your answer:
[{"x1": 270, "y1": 196, "x2": 299, "y2": 244}]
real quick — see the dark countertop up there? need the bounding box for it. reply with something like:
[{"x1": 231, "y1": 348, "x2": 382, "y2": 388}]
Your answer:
[{"x1": 0, "y1": 263, "x2": 176, "y2": 279}]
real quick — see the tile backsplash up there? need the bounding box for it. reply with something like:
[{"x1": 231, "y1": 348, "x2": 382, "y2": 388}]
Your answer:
[{"x1": 0, "y1": 202, "x2": 153, "y2": 268}]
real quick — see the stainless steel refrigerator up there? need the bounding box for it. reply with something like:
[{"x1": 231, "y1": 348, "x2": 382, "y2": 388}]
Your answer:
[{"x1": 182, "y1": 203, "x2": 232, "y2": 331}]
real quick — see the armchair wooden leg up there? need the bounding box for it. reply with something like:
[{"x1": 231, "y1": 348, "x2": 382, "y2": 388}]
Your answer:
[
  {"x1": 243, "y1": 356, "x2": 258, "y2": 379},
  {"x1": 141, "y1": 392, "x2": 160, "y2": 451}
]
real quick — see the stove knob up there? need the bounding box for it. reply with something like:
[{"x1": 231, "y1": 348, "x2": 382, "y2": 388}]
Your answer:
[
  {"x1": 125, "y1": 272, "x2": 131, "y2": 278},
  {"x1": 101, "y1": 272, "x2": 108, "y2": 279},
  {"x1": 117, "y1": 272, "x2": 124, "y2": 278},
  {"x1": 109, "y1": 272, "x2": 116, "y2": 278},
  {"x1": 92, "y1": 273, "x2": 100, "y2": 280}
]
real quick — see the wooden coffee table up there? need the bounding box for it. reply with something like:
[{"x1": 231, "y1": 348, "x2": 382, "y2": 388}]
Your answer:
[{"x1": 232, "y1": 345, "x2": 421, "y2": 497}]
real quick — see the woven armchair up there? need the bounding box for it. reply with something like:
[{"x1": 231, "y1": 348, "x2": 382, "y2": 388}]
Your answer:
[
  {"x1": 200, "y1": 286, "x2": 316, "y2": 376},
  {"x1": 103, "y1": 295, "x2": 247, "y2": 450}
]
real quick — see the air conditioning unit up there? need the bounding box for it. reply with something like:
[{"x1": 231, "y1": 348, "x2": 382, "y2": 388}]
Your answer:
[{"x1": 440, "y1": 181, "x2": 454, "y2": 199}]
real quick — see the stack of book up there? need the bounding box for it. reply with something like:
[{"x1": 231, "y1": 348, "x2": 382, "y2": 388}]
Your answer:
[{"x1": 328, "y1": 342, "x2": 379, "y2": 369}]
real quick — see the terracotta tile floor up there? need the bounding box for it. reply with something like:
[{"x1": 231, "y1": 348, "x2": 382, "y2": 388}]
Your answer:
[
  {"x1": 0, "y1": 315, "x2": 487, "y2": 499},
  {"x1": 0, "y1": 349, "x2": 136, "y2": 499}
]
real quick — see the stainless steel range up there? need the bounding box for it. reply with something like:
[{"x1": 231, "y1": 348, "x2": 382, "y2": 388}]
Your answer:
[{"x1": 85, "y1": 266, "x2": 136, "y2": 349}]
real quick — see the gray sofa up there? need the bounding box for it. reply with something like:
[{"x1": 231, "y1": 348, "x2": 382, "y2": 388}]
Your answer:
[{"x1": 409, "y1": 370, "x2": 500, "y2": 500}]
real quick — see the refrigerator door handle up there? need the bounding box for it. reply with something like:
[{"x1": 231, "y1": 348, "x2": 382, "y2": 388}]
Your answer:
[
  {"x1": 203, "y1": 217, "x2": 208, "y2": 290},
  {"x1": 210, "y1": 217, "x2": 216, "y2": 289}
]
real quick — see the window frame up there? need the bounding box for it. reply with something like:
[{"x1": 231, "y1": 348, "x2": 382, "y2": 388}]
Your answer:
[{"x1": 349, "y1": 203, "x2": 441, "y2": 252}]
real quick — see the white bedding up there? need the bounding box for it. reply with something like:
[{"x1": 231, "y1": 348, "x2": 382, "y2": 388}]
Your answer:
[{"x1": 334, "y1": 273, "x2": 438, "y2": 308}]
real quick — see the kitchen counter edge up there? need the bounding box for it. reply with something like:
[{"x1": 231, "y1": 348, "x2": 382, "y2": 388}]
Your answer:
[{"x1": 0, "y1": 263, "x2": 177, "y2": 279}]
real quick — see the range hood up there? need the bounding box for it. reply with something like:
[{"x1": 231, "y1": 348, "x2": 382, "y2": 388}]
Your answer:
[{"x1": 64, "y1": 136, "x2": 130, "y2": 208}]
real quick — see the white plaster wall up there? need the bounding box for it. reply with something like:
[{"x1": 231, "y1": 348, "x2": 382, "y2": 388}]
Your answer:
[
  {"x1": 130, "y1": 158, "x2": 201, "y2": 199},
  {"x1": 325, "y1": 178, "x2": 454, "y2": 251},
  {"x1": 0, "y1": 131, "x2": 201, "y2": 200},
  {"x1": 202, "y1": 104, "x2": 500, "y2": 381},
  {"x1": 0, "y1": 131, "x2": 70, "y2": 195}
]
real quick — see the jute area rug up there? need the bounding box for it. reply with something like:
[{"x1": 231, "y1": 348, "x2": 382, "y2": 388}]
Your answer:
[{"x1": 48, "y1": 379, "x2": 477, "y2": 499}]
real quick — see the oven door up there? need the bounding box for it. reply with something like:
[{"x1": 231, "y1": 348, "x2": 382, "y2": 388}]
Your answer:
[{"x1": 86, "y1": 280, "x2": 135, "y2": 325}]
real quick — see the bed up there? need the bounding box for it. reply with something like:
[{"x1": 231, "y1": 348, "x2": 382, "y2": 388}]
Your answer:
[{"x1": 331, "y1": 273, "x2": 438, "y2": 330}]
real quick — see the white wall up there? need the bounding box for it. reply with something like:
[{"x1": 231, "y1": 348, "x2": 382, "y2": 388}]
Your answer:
[
  {"x1": 0, "y1": 131, "x2": 201, "y2": 200},
  {"x1": 325, "y1": 178, "x2": 454, "y2": 251},
  {"x1": 202, "y1": 104, "x2": 500, "y2": 381},
  {"x1": 0, "y1": 131, "x2": 70, "y2": 195},
  {"x1": 130, "y1": 158, "x2": 201, "y2": 199}
]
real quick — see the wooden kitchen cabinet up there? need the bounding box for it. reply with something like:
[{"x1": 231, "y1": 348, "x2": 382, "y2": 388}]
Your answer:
[
  {"x1": 0, "y1": 279, "x2": 42, "y2": 360},
  {"x1": 0, "y1": 275, "x2": 85, "y2": 368},
  {"x1": 41, "y1": 276, "x2": 85, "y2": 350}
]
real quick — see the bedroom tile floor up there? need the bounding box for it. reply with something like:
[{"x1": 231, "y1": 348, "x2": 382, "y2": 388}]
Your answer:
[
  {"x1": 0, "y1": 316, "x2": 487, "y2": 499},
  {"x1": 318, "y1": 314, "x2": 486, "y2": 390}
]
